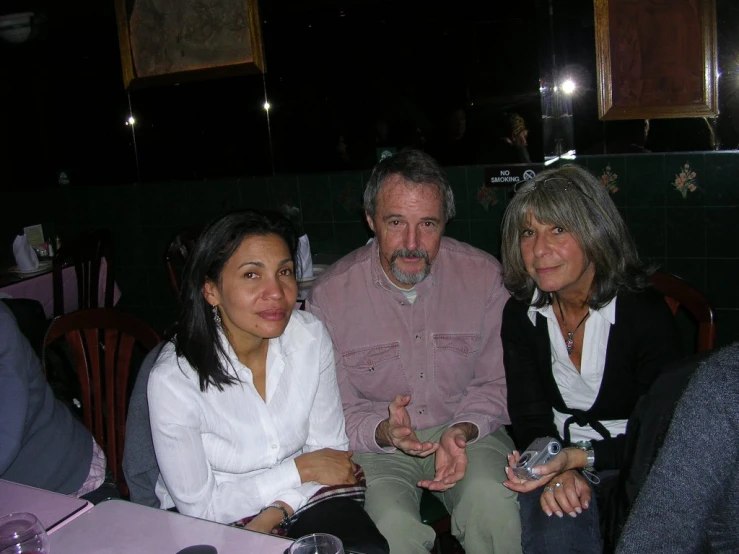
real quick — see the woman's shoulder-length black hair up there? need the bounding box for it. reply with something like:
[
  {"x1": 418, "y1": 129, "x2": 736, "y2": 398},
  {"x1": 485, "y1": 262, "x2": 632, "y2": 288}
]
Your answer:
[{"x1": 172, "y1": 210, "x2": 299, "y2": 391}]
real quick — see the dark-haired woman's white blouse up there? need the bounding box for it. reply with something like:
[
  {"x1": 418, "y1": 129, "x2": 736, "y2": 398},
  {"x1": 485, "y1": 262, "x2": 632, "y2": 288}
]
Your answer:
[{"x1": 148, "y1": 310, "x2": 349, "y2": 524}]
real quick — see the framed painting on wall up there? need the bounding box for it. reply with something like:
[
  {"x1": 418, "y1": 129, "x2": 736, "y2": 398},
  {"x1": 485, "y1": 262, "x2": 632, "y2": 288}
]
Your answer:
[
  {"x1": 114, "y1": 0, "x2": 265, "y2": 90},
  {"x1": 594, "y1": 0, "x2": 718, "y2": 120}
]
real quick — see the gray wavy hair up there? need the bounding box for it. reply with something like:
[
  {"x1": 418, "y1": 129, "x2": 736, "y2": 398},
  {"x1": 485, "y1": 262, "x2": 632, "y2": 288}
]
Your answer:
[
  {"x1": 500, "y1": 164, "x2": 649, "y2": 308},
  {"x1": 363, "y1": 149, "x2": 456, "y2": 222}
]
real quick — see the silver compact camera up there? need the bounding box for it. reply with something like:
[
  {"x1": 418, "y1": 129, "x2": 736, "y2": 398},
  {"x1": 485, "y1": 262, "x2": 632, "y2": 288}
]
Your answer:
[{"x1": 513, "y1": 437, "x2": 562, "y2": 480}]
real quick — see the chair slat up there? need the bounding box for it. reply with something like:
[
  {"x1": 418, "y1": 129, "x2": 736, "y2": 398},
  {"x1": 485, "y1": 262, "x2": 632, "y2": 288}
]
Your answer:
[{"x1": 83, "y1": 327, "x2": 104, "y2": 445}]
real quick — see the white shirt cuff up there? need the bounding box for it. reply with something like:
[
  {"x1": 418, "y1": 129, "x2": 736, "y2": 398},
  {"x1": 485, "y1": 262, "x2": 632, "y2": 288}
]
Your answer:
[{"x1": 256, "y1": 458, "x2": 302, "y2": 504}]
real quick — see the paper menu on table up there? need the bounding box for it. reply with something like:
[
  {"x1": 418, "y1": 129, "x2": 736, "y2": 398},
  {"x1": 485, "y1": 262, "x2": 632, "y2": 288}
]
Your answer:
[{"x1": 23, "y1": 224, "x2": 45, "y2": 248}]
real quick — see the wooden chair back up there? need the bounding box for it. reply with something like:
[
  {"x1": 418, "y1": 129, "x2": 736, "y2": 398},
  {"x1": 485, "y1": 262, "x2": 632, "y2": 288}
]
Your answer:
[
  {"x1": 53, "y1": 228, "x2": 115, "y2": 317},
  {"x1": 650, "y1": 271, "x2": 716, "y2": 352},
  {"x1": 43, "y1": 308, "x2": 161, "y2": 495}
]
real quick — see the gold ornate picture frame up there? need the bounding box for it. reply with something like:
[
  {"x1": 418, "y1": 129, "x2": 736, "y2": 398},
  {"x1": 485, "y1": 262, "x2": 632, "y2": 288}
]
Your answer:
[
  {"x1": 594, "y1": 0, "x2": 718, "y2": 120},
  {"x1": 114, "y1": 0, "x2": 265, "y2": 90}
]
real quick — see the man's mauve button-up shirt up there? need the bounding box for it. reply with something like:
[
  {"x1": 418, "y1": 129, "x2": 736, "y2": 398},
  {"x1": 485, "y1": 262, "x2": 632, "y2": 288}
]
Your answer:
[{"x1": 306, "y1": 237, "x2": 511, "y2": 454}]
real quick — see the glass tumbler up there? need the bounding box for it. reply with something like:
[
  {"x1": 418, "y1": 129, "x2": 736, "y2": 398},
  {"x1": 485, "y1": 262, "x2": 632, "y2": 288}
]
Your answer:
[
  {"x1": 0, "y1": 513, "x2": 50, "y2": 554},
  {"x1": 288, "y1": 533, "x2": 344, "y2": 554}
]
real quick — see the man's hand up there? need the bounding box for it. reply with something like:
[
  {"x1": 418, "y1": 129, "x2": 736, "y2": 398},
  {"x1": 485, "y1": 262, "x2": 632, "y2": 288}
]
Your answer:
[
  {"x1": 417, "y1": 424, "x2": 471, "y2": 491},
  {"x1": 294, "y1": 448, "x2": 357, "y2": 486},
  {"x1": 375, "y1": 395, "x2": 439, "y2": 457}
]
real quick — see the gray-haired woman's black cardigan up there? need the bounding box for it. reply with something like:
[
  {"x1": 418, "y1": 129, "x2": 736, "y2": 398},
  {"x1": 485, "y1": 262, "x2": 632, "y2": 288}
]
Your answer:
[{"x1": 501, "y1": 288, "x2": 683, "y2": 471}]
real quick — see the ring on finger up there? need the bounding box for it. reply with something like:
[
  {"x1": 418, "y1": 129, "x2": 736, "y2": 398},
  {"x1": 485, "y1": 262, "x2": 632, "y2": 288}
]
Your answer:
[
  {"x1": 544, "y1": 486, "x2": 555, "y2": 493},
  {"x1": 553, "y1": 482, "x2": 564, "y2": 488}
]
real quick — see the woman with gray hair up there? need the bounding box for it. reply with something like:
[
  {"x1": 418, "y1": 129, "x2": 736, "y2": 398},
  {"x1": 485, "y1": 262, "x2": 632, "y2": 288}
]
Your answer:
[{"x1": 498, "y1": 165, "x2": 683, "y2": 553}]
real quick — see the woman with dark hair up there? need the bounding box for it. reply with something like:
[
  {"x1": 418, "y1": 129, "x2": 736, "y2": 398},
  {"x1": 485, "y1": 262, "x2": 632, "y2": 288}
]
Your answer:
[
  {"x1": 498, "y1": 165, "x2": 683, "y2": 553},
  {"x1": 148, "y1": 210, "x2": 388, "y2": 553}
]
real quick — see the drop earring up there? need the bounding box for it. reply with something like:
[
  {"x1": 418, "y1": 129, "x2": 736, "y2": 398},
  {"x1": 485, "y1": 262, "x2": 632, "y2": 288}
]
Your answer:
[{"x1": 212, "y1": 305, "x2": 222, "y2": 325}]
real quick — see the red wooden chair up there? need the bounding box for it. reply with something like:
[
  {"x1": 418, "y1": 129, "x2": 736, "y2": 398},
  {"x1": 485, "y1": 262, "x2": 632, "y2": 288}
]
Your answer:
[
  {"x1": 52, "y1": 228, "x2": 115, "y2": 317},
  {"x1": 43, "y1": 308, "x2": 161, "y2": 496},
  {"x1": 650, "y1": 271, "x2": 716, "y2": 352}
]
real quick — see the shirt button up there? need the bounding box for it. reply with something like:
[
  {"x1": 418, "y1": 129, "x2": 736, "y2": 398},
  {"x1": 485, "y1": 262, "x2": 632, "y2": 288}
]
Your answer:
[
  {"x1": 419, "y1": 372, "x2": 424, "y2": 378},
  {"x1": 399, "y1": 301, "x2": 405, "y2": 305},
  {"x1": 369, "y1": 367, "x2": 375, "y2": 372},
  {"x1": 415, "y1": 334, "x2": 421, "y2": 339},
  {"x1": 271, "y1": 444, "x2": 277, "y2": 449}
]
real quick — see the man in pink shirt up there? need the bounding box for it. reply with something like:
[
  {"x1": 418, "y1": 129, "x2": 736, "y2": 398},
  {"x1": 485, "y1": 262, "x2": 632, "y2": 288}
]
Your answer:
[{"x1": 307, "y1": 149, "x2": 521, "y2": 553}]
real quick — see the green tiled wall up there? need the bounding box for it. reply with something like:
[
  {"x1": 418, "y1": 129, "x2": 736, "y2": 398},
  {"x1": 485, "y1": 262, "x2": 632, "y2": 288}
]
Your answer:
[
  {"x1": 9, "y1": 152, "x2": 738, "y2": 347},
  {"x1": 583, "y1": 152, "x2": 739, "y2": 347}
]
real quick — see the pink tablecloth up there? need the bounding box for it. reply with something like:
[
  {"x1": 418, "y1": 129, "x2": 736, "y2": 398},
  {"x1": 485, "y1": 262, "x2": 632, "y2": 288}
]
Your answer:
[
  {"x1": 49, "y1": 500, "x2": 293, "y2": 554},
  {"x1": 0, "y1": 259, "x2": 121, "y2": 319},
  {"x1": 0, "y1": 479, "x2": 93, "y2": 533}
]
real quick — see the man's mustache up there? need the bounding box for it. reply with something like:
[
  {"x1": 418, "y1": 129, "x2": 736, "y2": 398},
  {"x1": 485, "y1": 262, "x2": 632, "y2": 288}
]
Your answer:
[{"x1": 390, "y1": 249, "x2": 430, "y2": 263}]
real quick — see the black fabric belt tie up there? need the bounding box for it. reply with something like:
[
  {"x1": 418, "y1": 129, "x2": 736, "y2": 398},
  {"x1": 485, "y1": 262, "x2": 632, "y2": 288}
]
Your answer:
[{"x1": 561, "y1": 408, "x2": 612, "y2": 445}]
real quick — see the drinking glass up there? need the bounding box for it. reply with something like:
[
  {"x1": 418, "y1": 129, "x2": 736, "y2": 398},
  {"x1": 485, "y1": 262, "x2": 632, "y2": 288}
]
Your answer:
[
  {"x1": 0, "y1": 513, "x2": 50, "y2": 554},
  {"x1": 288, "y1": 533, "x2": 344, "y2": 554}
]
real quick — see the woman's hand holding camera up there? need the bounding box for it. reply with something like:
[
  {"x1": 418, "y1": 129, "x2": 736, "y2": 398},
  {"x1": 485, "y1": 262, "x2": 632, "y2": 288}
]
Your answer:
[
  {"x1": 503, "y1": 448, "x2": 592, "y2": 517},
  {"x1": 295, "y1": 448, "x2": 358, "y2": 486}
]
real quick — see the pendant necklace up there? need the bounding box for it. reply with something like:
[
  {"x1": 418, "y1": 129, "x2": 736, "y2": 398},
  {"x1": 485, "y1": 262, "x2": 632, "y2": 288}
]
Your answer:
[{"x1": 556, "y1": 298, "x2": 590, "y2": 355}]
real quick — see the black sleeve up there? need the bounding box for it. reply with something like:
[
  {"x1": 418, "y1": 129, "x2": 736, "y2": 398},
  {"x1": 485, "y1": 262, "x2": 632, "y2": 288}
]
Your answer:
[
  {"x1": 630, "y1": 290, "x2": 684, "y2": 396},
  {"x1": 591, "y1": 290, "x2": 684, "y2": 471},
  {"x1": 502, "y1": 297, "x2": 560, "y2": 451}
]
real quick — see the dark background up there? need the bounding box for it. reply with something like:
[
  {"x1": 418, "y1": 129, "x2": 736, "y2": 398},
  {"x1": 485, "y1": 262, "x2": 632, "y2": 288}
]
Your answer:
[{"x1": 1, "y1": 0, "x2": 738, "y2": 187}]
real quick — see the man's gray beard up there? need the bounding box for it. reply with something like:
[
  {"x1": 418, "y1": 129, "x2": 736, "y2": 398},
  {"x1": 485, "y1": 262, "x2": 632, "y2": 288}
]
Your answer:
[{"x1": 389, "y1": 248, "x2": 431, "y2": 285}]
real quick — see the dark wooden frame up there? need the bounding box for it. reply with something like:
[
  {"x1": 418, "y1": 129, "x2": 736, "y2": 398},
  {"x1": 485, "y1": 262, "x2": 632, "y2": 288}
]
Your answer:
[
  {"x1": 114, "y1": 0, "x2": 265, "y2": 90},
  {"x1": 594, "y1": 0, "x2": 718, "y2": 120}
]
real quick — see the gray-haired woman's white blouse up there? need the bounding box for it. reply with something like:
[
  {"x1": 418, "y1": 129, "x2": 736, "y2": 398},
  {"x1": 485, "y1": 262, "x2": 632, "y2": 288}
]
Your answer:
[{"x1": 527, "y1": 295, "x2": 628, "y2": 442}]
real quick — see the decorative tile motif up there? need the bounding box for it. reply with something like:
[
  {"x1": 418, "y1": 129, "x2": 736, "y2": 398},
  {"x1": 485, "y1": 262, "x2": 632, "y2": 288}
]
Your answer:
[
  {"x1": 475, "y1": 185, "x2": 499, "y2": 211},
  {"x1": 599, "y1": 164, "x2": 619, "y2": 195},
  {"x1": 672, "y1": 162, "x2": 698, "y2": 199}
]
